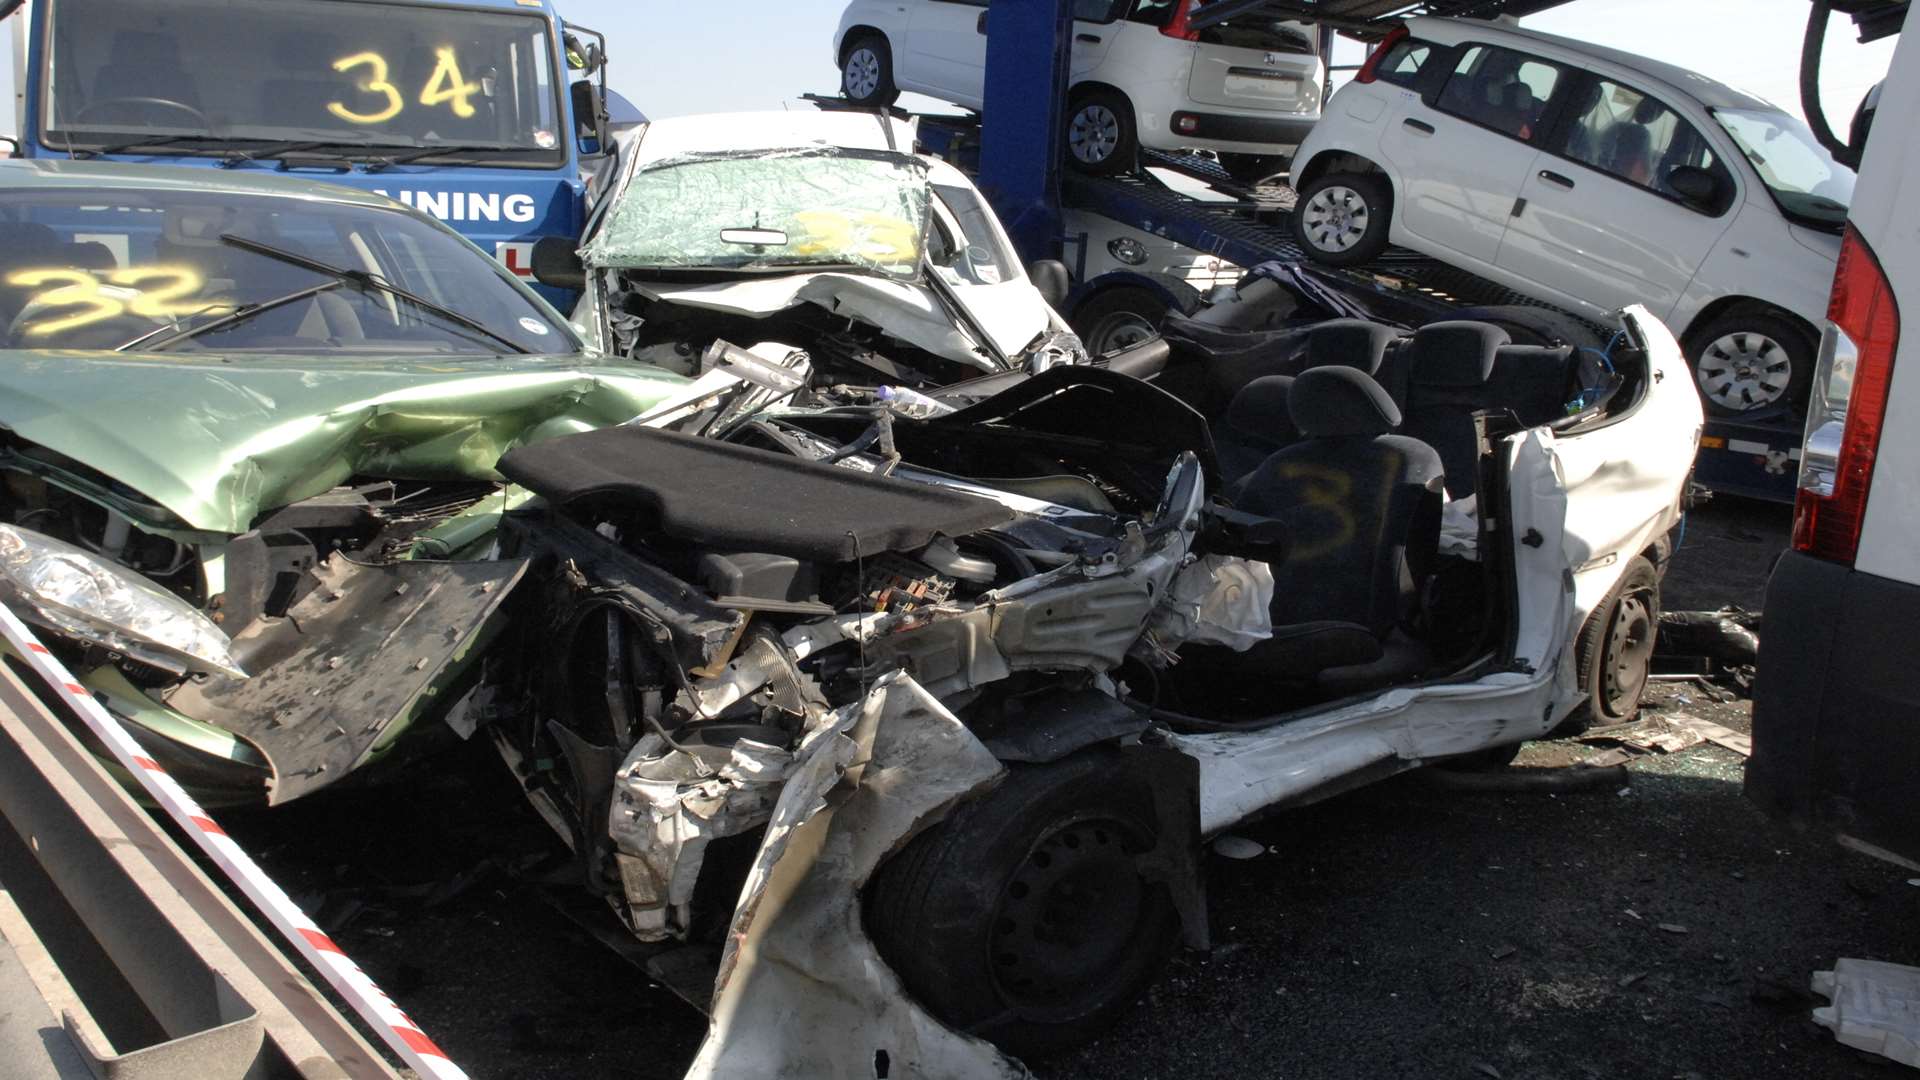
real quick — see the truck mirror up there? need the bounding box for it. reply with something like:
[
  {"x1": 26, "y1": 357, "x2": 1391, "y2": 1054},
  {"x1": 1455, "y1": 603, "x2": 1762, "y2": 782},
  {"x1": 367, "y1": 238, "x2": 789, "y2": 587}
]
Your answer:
[
  {"x1": 1027, "y1": 259, "x2": 1070, "y2": 309},
  {"x1": 571, "y1": 80, "x2": 608, "y2": 156},
  {"x1": 531, "y1": 236, "x2": 586, "y2": 291}
]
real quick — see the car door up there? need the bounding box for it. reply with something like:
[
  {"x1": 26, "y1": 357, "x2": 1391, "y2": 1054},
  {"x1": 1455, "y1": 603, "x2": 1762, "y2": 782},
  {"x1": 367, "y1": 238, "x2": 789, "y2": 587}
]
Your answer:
[
  {"x1": 1379, "y1": 42, "x2": 1566, "y2": 267},
  {"x1": 1496, "y1": 74, "x2": 1739, "y2": 322},
  {"x1": 904, "y1": 0, "x2": 989, "y2": 106}
]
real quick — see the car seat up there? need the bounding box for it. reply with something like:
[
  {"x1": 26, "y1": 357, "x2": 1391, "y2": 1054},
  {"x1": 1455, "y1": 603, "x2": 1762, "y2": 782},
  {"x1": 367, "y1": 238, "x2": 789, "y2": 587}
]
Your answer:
[
  {"x1": 1216, "y1": 374, "x2": 1297, "y2": 481},
  {"x1": 1213, "y1": 366, "x2": 1444, "y2": 683},
  {"x1": 1401, "y1": 321, "x2": 1509, "y2": 499},
  {"x1": 0, "y1": 223, "x2": 63, "y2": 336},
  {"x1": 1562, "y1": 81, "x2": 1608, "y2": 165},
  {"x1": 1304, "y1": 318, "x2": 1411, "y2": 406},
  {"x1": 1600, "y1": 99, "x2": 1662, "y2": 185}
]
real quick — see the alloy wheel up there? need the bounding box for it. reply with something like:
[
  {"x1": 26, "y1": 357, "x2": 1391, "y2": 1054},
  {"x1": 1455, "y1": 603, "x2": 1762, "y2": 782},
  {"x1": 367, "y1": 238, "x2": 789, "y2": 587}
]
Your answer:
[
  {"x1": 1695, "y1": 330, "x2": 1793, "y2": 410},
  {"x1": 844, "y1": 47, "x2": 882, "y2": 99},
  {"x1": 1069, "y1": 104, "x2": 1121, "y2": 165},
  {"x1": 1300, "y1": 184, "x2": 1370, "y2": 253}
]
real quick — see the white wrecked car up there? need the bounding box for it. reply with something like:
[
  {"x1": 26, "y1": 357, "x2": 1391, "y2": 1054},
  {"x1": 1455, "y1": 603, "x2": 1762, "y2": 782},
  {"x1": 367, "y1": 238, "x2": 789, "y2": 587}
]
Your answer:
[
  {"x1": 535, "y1": 109, "x2": 1087, "y2": 388},
  {"x1": 476, "y1": 302, "x2": 1700, "y2": 1075}
]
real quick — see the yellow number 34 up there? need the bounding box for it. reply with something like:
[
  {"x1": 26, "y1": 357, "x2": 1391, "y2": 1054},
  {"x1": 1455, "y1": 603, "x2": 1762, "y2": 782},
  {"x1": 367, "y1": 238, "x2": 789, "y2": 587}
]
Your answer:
[{"x1": 328, "y1": 47, "x2": 479, "y2": 126}]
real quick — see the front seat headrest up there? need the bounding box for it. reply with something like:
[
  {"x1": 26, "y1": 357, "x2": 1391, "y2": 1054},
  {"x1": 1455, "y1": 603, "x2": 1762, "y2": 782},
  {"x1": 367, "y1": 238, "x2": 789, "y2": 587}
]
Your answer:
[
  {"x1": 1306, "y1": 318, "x2": 1404, "y2": 375},
  {"x1": 1408, "y1": 321, "x2": 1509, "y2": 386},
  {"x1": 1225, "y1": 374, "x2": 1299, "y2": 446},
  {"x1": 1290, "y1": 365, "x2": 1401, "y2": 438}
]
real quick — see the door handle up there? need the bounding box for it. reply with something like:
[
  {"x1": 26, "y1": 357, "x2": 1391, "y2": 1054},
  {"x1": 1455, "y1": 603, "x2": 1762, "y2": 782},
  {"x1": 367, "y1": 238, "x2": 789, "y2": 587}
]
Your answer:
[
  {"x1": 1402, "y1": 118, "x2": 1434, "y2": 134},
  {"x1": 1539, "y1": 170, "x2": 1575, "y2": 189},
  {"x1": 977, "y1": 11, "x2": 988, "y2": 33},
  {"x1": 1076, "y1": 33, "x2": 1102, "y2": 43}
]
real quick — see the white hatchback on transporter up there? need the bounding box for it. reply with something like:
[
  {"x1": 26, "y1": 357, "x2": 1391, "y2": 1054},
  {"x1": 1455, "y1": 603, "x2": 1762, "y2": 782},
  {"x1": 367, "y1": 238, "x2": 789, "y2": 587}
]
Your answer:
[
  {"x1": 1291, "y1": 16, "x2": 1854, "y2": 417},
  {"x1": 834, "y1": 0, "x2": 1324, "y2": 180}
]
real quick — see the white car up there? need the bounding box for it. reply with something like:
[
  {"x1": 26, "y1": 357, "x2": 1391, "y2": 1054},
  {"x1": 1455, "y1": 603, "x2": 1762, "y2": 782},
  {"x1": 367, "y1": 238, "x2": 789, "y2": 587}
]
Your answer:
[
  {"x1": 1291, "y1": 16, "x2": 1855, "y2": 417},
  {"x1": 544, "y1": 110, "x2": 1086, "y2": 379},
  {"x1": 833, "y1": 0, "x2": 1324, "y2": 178}
]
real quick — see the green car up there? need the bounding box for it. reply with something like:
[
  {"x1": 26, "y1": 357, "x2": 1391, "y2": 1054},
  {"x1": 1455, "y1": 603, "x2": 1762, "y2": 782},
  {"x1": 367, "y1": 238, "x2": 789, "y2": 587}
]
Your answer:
[{"x1": 0, "y1": 160, "x2": 688, "y2": 804}]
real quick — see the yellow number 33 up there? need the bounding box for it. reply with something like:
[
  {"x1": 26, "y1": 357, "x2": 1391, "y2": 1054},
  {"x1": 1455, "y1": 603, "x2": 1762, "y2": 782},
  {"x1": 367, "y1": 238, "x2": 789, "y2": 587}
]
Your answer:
[{"x1": 329, "y1": 47, "x2": 479, "y2": 126}]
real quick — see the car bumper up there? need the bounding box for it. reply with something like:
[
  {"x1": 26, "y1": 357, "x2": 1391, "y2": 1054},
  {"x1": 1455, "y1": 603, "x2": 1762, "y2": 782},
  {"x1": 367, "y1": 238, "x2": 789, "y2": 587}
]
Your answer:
[
  {"x1": 1745, "y1": 549, "x2": 1920, "y2": 866},
  {"x1": 1167, "y1": 110, "x2": 1317, "y2": 149}
]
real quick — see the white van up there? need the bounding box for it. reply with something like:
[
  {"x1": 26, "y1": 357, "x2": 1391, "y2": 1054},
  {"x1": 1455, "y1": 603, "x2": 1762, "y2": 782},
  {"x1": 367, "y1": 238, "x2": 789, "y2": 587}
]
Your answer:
[
  {"x1": 833, "y1": 0, "x2": 1323, "y2": 179},
  {"x1": 1291, "y1": 16, "x2": 1854, "y2": 418},
  {"x1": 1745, "y1": 10, "x2": 1915, "y2": 868}
]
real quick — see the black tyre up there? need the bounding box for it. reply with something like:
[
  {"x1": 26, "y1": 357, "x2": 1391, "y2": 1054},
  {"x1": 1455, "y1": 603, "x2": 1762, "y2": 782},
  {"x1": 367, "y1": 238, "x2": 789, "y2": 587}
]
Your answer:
[
  {"x1": 1073, "y1": 286, "x2": 1171, "y2": 356},
  {"x1": 839, "y1": 33, "x2": 899, "y2": 107},
  {"x1": 1065, "y1": 90, "x2": 1137, "y2": 176},
  {"x1": 1446, "y1": 304, "x2": 1609, "y2": 351},
  {"x1": 1683, "y1": 309, "x2": 1815, "y2": 417},
  {"x1": 865, "y1": 750, "x2": 1179, "y2": 1059},
  {"x1": 1568, "y1": 555, "x2": 1660, "y2": 731},
  {"x1": 1290, "y1": 171, "x2": 1392, "y2": 267},
  {"x1": 1218, "y1": 152, "x2": 1290, "y2": 185}
]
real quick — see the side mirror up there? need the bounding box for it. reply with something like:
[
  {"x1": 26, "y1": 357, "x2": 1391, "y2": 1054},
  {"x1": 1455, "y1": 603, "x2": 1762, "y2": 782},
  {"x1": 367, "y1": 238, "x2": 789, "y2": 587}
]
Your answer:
[
  {"x1": 570, "y1": 80, "x2": 609, "y2": 156},
  {"x1": 1666, "y1": 165, "x2": 1725, "y2": 210},
  {"x1": 1027, "y1": 259, "x2": 1070, "y2": 309},
  {"x1": 531, "y1": 235, "x2": 586, "y2": 291}
]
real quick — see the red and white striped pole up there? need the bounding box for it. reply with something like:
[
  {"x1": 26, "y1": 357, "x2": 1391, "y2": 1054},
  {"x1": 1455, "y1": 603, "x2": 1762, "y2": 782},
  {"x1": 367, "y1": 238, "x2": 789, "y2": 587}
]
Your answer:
[{"x1": 0, "y1": 601, "x2": 469, "y2": 1080}]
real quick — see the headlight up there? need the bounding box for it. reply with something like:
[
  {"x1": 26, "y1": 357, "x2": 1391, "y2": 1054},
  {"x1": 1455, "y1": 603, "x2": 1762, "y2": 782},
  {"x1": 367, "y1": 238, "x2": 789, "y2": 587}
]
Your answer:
[{"x1": 0, "y1": 524, "x2": 246, "y2": 679}]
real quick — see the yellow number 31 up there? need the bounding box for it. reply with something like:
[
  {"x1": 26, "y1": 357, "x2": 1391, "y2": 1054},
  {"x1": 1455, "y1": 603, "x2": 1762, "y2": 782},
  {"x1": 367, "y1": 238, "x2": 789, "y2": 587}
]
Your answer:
[{"x1": 328, "y1": 47, "x2": 479, "y2": 126}]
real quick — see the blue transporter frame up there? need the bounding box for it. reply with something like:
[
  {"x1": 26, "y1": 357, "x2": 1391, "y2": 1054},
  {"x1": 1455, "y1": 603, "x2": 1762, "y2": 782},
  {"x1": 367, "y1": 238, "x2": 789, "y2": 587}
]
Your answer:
[{"x1": 9, "y1": 0, "x2": 604, "y2": 304}]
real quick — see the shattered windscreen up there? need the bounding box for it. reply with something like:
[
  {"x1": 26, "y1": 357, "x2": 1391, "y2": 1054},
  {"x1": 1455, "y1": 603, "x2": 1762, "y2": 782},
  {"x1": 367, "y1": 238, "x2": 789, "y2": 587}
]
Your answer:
[{"x1": 586, "y1": 150, "x2": 932, "y2": 278}]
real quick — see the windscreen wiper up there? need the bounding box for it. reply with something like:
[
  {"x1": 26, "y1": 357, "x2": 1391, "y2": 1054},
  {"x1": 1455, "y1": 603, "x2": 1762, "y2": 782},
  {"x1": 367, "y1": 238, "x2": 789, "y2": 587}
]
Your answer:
[
  {"x1": 216, "y1": 233, "x2": 534, "y2": 354},
  {"x1": 363, "y1": 144, "x2": 515, "y2": 172},
  {"x1": 71, "y1": 135, "x2": 203, "y2": 158},
  {"x1": 117, "y1": 279, "x2": 348, "y2": 352}
]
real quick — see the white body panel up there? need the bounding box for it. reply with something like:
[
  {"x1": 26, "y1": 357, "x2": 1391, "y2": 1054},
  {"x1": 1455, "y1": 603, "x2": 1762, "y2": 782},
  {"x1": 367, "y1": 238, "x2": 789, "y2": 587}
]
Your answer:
[
  {"x1": 1849, "y1": 33, "x2": 1920, "y2": 587},
  {"x1": 1293, "y1": 16, "x2": 1839, "y2": 344},
  {"x1": 835, "y1": 0, "x2": 1324, "y2": 157}
]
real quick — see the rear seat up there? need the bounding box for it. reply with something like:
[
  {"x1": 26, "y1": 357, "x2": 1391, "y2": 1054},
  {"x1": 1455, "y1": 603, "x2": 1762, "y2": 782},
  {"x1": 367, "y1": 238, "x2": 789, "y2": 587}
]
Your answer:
[{"x1": 1401, "y1": 322, "x2": 1508, "y2": 499}]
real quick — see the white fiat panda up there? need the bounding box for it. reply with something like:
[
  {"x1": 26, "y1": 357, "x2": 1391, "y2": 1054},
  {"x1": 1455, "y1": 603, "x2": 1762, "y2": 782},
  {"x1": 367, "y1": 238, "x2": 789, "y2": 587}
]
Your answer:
[
  {"x1": 1291, "y1": 16, "x2": 1854, "y2": 417},
  {"x1": 833, "y1": 0, "x2": 1325, "y2": 179}
]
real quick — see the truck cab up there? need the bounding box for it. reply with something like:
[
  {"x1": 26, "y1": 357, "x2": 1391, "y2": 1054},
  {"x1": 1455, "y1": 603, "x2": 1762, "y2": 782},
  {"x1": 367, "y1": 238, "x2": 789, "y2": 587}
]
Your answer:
[{"x1": 3, "y1": 0, "x2": 611, "y2": 303}]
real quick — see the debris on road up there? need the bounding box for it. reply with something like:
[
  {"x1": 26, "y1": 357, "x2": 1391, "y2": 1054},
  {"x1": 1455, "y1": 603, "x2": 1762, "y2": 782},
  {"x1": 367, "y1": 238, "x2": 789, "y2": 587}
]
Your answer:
[
  {"x1": 1811, "y1": 958, "x2": 1920, "y2": 1069},
  {"x1": 1658, "y1": 923, "x2": 1690, "y2": 935}
]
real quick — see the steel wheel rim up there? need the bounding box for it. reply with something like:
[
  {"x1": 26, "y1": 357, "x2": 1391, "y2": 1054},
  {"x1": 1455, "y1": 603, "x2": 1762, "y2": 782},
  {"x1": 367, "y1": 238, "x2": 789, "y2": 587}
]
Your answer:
[
  {"x1": 1695, "y1": 330, "x2": 1792, "y2": 410},
  {"x1": 1088, "y1": 311, "x2": 1157, "y2": 354},
  {"x1": 1602, "y1": 591, "x2": 1654, "y2": 713},
  {"x1": 1069, "y1": 104, "x2": 1120, "y2": 164},
  {"x1": 989, "y1": 816, "x2": 1148, "y2": 1020},
  {"x1": 844, "y1": 47, "x2": 881, "y2": 99},
  {"x1": 1300, "y1": 185, "x2": 1370, "y2": 253}
]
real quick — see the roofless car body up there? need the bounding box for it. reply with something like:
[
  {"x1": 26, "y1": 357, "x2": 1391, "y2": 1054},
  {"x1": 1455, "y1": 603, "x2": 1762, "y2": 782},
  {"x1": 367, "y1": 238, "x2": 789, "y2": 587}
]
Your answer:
[{"x1": 475, "y1": 272, "x2": 1700, "y2": 1071}]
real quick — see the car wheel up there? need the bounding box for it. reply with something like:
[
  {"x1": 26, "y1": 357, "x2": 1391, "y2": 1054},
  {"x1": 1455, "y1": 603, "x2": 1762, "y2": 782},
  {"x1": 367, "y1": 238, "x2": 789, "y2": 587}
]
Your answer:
[
  {"x1": 1568, "y1": 555, "x2": 1660, "y2": 732},
  {"x1": 840, "y1": 34, "x2": 900, "y2": 107},
  {"x1": 1684, "y1": 310, "x2": 1815, "y2": 416},
  {"x1": 1218, "y1": 152, "x2": 1289, "y2": 185},
  {"x1": 1291, "y1": 172, "x2": 1392, "y2": 267},
  {"x1": 1073, "y1": 286, "x2": 1171, "y2": 356},
  {"x1": 1065, "y1": 91, "x2": 1137, "y2": 176},
  {"x1": 865, "y1": 749, "x2": 1178, "y2": 1059}
]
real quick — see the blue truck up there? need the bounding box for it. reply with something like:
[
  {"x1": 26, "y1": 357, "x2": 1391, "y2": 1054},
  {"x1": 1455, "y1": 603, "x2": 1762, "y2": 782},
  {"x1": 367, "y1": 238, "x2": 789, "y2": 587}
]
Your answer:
[{"x1": 3, "y1": 0, "x2": 612, "y2": 303}]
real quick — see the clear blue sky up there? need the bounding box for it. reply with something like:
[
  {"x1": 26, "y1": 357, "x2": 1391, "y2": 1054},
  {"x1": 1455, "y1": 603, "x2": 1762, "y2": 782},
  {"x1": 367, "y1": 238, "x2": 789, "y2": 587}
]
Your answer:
[{"x1": 3, "y1": 1, "x2": 1897, "y2": 136}]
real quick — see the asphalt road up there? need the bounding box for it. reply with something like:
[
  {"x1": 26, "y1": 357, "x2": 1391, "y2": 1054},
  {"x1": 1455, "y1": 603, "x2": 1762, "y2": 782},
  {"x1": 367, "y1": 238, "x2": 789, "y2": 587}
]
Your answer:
[{"x1": 223, "y1": 495, "x2": 1920, "y2": 1080}]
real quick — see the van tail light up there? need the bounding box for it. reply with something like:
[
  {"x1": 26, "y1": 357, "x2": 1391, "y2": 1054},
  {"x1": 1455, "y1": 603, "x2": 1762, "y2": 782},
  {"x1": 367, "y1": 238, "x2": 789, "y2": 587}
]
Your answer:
[
  {"x1": 1161, "y1": 0, "x2": 1199, "y2": 40},
  {"x1": 1354, "y1": 24, "x2": 1409, "y2": 84},
  {"x1": 1793, "y1": 224, "x2": 1901, "y2": 564}
]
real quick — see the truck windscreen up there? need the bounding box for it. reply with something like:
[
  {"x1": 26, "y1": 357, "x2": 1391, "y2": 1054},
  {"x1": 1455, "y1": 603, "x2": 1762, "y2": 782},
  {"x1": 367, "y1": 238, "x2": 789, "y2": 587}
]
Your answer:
[{"x1": 40, "y1": 0, "x2": 565, "y2": 167}]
